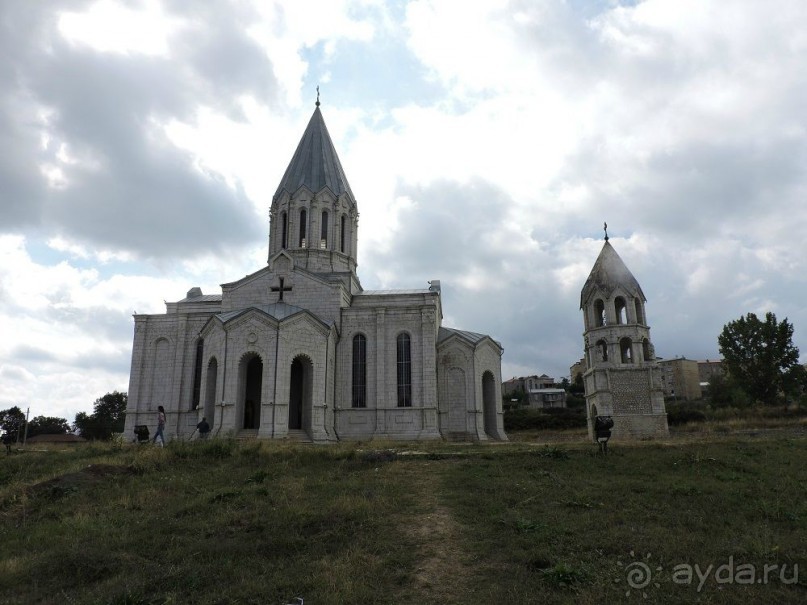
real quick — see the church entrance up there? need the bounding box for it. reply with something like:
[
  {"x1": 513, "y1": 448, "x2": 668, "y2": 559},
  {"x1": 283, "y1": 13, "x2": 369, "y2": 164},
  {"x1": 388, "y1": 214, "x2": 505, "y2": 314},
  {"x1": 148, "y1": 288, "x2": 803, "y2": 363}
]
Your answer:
[
  {"x1": 289, "y1": 356, "x2": 311, "y2": 431},
  {"x1": 242, "y1": 355, "x2": 262, "y2": 430},
  {"x1": 482, "y1": 371, "x2": 497, "y2": 438}
]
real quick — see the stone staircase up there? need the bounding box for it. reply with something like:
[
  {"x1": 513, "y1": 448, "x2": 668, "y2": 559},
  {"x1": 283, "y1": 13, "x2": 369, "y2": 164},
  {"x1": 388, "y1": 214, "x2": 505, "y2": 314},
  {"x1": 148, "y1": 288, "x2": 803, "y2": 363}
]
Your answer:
[
  {"x1": 235, "y1": 428, "x2": 312, "y2": 443},
  {"x1": 285, "y1": 429, "x2": 312, "y2": 443}
]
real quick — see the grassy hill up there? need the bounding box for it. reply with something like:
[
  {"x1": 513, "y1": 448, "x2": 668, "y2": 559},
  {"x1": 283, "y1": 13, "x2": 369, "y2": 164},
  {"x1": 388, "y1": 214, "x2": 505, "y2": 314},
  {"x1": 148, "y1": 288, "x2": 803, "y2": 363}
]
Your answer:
[{"x1": 1, "y1": 434, "x2": 806, "y2": 604}]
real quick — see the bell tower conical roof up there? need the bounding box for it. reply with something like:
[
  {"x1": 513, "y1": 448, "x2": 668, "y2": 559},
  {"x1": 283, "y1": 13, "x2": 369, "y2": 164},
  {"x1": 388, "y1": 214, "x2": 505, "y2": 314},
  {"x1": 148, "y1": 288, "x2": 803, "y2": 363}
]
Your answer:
[
  {"x1": 267, "y1": 100, "x2": 360, "y2": 276},
  {"x1": 580, "y1": 241, "x2": 646, "y2": 308},
  {"x1": 273, "y1": 106, "x2": 354, "y2": 200}
]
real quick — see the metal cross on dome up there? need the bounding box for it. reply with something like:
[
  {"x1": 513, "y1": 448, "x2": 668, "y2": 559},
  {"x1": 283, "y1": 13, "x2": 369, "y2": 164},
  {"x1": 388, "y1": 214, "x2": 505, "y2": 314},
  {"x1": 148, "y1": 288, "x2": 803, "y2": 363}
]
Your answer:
[{"x1": 604, "y1": 222, "x2": 609, "y2": 242}]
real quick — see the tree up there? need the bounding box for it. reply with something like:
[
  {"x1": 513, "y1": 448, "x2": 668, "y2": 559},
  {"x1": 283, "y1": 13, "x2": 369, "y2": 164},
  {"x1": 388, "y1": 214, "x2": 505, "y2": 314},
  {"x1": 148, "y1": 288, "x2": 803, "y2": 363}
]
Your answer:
[
  {"x1": 74, "y1": 391, "x2": 127, "y2": 440},
  {"x1": 718, "y1": 312, "x2": 801, "y2": 405},
  {"x1": 0, "y1": 406, "x2": 25, "y2": 441},
  {"x1": 570, "y1": 374, "x2": 585, "y2": 395},
  {"x1": 27, "y1": 416, "x2": 71, "y2": 437}
]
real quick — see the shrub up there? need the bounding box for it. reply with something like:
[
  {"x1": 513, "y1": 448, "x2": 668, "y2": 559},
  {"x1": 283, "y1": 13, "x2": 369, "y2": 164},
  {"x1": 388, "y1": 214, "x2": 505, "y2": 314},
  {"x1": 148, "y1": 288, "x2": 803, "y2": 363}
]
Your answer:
[
  {"x1": 504, "y1": 408, "x2": 586, "y2": 431},
  {"x1": 666, "y1": 404, "x2": 708, "y2": 426}
]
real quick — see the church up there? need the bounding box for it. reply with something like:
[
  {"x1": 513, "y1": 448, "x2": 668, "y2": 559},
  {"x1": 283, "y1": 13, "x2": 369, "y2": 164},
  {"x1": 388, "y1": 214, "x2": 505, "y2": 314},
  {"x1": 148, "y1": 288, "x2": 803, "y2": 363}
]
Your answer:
[{"x1": 123, "y1": 101, "x2": 508, "y2": 443}]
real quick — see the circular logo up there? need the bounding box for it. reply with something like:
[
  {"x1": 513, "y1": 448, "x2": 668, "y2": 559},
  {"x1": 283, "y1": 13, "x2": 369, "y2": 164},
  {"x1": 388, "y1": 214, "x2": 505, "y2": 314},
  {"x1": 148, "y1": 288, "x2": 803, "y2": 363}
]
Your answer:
[{"x1": 626, "y1": 562, "x2": 652, "y2": 589}]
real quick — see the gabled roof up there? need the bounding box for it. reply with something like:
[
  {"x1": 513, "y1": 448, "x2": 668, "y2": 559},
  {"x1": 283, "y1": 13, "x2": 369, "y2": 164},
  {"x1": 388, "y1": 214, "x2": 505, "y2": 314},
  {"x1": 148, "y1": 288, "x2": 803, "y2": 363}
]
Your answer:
[
  {"x1": 178, "y1": 294, "x2": 222, "y2": 303},
  {"x1": 216, "y1": 303, "x2": 316, "y2": 324},
  {"x1": 273, "y1": 106, "x2": 354, "y2": 200},
  {"x1": 355, "y1": 289, "x2": 433, "y2": 296},
  {"x1": 580, "y1": 241, "x2": 646, "y2": 308},
  {"x1": 438, "y1": 327, "x2": 492, "y2": 346}
]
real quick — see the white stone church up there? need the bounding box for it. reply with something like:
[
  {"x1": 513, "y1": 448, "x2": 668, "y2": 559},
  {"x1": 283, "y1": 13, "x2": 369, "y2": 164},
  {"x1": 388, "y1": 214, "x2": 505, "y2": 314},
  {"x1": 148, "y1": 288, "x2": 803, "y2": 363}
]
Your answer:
[{"x1": 124, "y1": 102, "x2": 507, "y2": 443}]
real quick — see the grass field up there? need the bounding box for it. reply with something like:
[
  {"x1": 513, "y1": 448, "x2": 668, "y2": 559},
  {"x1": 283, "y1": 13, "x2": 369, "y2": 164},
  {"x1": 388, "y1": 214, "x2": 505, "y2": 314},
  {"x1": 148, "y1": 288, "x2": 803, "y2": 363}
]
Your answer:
[{"x1": 1, "y1": 431, "x2": 806, "y2": 604}]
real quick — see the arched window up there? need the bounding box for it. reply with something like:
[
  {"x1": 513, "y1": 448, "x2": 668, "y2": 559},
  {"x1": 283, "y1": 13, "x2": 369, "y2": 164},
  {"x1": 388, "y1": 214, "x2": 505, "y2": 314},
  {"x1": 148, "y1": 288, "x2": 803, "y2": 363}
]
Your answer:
[
  {"x1": 594, "y1": 299, "x2": 606, "y2": 327},
  {"x1": 191, "y1": 338, "x2": 204, "y2": 410},
  {"x1": 596, "y1": 339, "x2": 608, "y2": 362},
  {"x1": 620, "y1": 338, "x2": 633, "y2": 364},
  {"x1": 352, "y1": 334, "x2": 367, "y2": 408},
  {"x1": 396, "y1": 333, "x2": 412, "y2": 407},
  {"x1": 615, "y1": 297, "x2": 627, "y2": 324},
  {"x1": 635, "y1": 299, "x2": 645, "y2": 325},
  {"x1": 299, "y1": 208, "x2": 307, "y2": 247},
  {"x1": 320, "y1": 210, "x2": 329, "y2": 249},
  {"x1": 340, "y1": 214, "x2": 347, "y2": 253},
  {"x1": 642, "y1": 338, "x2": 651, "y2": 362},
  {"x1": 281, "y1": 212, "x2": 288, "y2": 249}
]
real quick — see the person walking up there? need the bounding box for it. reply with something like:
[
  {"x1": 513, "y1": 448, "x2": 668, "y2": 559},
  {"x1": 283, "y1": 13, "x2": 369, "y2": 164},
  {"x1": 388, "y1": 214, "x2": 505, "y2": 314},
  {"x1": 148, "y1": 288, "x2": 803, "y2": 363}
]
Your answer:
[
  {"x1": 153, "y1": 405, "x2": 166, "y2": 446},
  {"x1": 196, "y1": 417, "x2": 211, "y2": 439}
]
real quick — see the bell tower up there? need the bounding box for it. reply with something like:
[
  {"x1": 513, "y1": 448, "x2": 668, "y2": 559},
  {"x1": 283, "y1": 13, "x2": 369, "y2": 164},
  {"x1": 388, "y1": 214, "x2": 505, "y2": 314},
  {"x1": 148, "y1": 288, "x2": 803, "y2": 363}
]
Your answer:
[
  {"x1": 268, "y1": 96, "x2": 359, "y2": 275},
  {"x1": 580, "y1": 226, "x2": 668, "y2": 439}
]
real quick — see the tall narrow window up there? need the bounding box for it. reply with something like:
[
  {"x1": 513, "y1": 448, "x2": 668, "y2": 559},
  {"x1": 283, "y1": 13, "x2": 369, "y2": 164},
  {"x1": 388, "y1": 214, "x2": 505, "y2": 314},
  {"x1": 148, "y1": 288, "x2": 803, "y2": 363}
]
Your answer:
[
  {"x1": 396, "y1": 333, "x2": 412, "y2": 407},
  {"x1": 191, "y1": 338, "x2": 204, "y2": 410},
  {"x1": 596, "y1": 339, "x2": 608, "y2": 362},
  {"x1": 340, "y1": 214, "x2": 347, "y2": 253},
  {"x1": 594, "y1": 299, "x2": 606, "y2": 326},
  {"x1": 352, "y1": 334, "x2": 367, "y2": 408},
  {"x1": 299, "y1": 208, "x2": 307, "y2": 247},
  {"x1": 615, "y1": 297, "x2": 627, "y2": 324},
  {"x1": 620, "y1": 337, "x2": 633, "y2": 363},
  {"x1": 320, "y1": 210, "x2": 329, "y2": 249},
  {"x1": 635, "y1": 299, "x2": 645, "y2": 325},
  {"x1": 281, "y1": 212, "x2": 288, "y2": 249}
]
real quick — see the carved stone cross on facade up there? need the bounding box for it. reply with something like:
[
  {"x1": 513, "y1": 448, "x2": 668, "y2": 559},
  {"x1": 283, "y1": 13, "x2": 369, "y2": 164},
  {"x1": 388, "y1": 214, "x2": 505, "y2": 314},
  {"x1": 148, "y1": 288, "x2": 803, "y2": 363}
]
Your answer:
[{"x1": 271, "y1": 277, "x2": 292, "y2": 302}]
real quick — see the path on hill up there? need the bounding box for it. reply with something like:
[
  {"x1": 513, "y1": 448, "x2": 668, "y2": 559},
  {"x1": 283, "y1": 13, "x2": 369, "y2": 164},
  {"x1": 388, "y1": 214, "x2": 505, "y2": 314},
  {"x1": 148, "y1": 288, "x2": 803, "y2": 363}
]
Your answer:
[{"x1": 391, "y1": 460, "x2": 473, "y2": 605}]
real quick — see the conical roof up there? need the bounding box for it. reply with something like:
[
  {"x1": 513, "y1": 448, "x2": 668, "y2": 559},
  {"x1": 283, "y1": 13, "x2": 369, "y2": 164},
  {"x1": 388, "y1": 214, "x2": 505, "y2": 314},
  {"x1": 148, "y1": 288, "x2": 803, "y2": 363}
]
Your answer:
[
  {"x1": 580, "y1": 241, "x2": 645, "y2": 308},
  {"x1": 273, "y1": 106, "x2": 354, "y2": 200}
]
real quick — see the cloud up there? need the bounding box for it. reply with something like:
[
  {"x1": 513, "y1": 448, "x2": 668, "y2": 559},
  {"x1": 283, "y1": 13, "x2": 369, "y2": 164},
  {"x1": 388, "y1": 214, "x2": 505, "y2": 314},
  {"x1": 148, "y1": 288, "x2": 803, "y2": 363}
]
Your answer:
[{"x1": 0, "y1": 0, "x2": 267, "y2": 260}]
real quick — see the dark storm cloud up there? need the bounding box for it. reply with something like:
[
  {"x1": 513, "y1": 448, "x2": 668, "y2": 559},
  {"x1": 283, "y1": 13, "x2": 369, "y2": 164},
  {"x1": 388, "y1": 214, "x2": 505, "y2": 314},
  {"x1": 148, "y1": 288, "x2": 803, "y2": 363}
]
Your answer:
[
  {"x1": 374, "y1": 178, "x2": 584, "y2": 377},
  {"x1": 71, "y1": 348, "x2": 131, "y2": 374},
  {"x1": 9, "y1": 345, "x2": 58, "y2": 363},
  {"x1": 0, "y1": 1, "x2": 276, "y2": 259}
]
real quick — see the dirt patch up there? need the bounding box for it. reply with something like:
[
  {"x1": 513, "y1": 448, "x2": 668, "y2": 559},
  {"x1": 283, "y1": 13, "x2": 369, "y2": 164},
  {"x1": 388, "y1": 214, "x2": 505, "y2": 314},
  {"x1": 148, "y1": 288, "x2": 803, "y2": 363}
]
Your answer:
[
  {"x1": 27, "y1": 464, "x2": 134, "y2": 499},
  {"x1": 392, "y1": 461, "x2": 474, "y2": 604}
]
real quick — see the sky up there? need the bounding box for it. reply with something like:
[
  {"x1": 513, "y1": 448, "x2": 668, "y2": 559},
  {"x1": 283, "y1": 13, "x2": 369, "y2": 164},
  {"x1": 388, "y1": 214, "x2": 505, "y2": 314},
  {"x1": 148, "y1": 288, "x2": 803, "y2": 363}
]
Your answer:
[{"x1": 2, "y1": 0, "x2": 807, "y2": 423}]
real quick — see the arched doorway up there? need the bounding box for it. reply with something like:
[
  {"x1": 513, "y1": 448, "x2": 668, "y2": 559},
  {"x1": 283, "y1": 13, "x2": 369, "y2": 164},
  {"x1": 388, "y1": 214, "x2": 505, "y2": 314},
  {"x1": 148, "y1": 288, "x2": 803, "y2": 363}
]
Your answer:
[
  {"x1": 482, "y1": 371, "x2": 497, "y2": 438},
  {"x1": 242, "y1": 355, "x2": 262, "y2": 429},
  {"x1": 289, "y1": 356, "x2": 312, "y2": 431},
  {"x1": 204, "y1": 358, "x2": 218, "y2": 429}
]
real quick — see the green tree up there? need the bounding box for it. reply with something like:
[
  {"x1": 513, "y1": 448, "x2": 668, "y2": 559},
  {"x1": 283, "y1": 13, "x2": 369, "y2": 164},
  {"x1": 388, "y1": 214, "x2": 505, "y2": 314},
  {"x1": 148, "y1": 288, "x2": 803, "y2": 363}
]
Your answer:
[
  {"x1": 27, "y1": 416, "x2": 71, "y2": 437},
  {"x1": 74, "y1": 391, "x2": 127, "y2": 440},
  {"x1": 570, "y1": 374, "x2": 585, "y2": 395},
  {"x1": 718, "y1": 312, "x2": 801, "y2": 405},
  {"x1": 0, "y1": 406, "x2": 26, "y2": 442}
]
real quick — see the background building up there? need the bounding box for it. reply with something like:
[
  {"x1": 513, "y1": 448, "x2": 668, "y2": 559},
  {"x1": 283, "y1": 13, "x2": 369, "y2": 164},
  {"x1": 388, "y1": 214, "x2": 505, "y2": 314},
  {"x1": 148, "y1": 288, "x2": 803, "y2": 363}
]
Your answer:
[{"x1": 657, "y1": 358, "x2": 703, "y2": 401}]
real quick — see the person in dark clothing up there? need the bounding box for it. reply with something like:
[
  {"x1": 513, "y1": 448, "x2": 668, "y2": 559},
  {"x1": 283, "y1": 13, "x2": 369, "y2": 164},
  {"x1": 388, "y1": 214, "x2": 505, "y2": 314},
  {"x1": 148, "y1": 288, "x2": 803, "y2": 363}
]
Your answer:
[
  {"x1": 196, "y1": 418, "x2": 211, "y2": 439},
  {"x1": 594, "y1": 415, "x2": 614, "y2": 455}
]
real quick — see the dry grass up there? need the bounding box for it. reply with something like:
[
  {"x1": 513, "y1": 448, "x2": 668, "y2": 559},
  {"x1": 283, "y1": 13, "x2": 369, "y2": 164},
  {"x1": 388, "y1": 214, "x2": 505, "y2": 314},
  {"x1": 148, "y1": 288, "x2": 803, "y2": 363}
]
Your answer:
[{"x1": 1, "y1": 432, "x2": 805, "y2": 604}]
